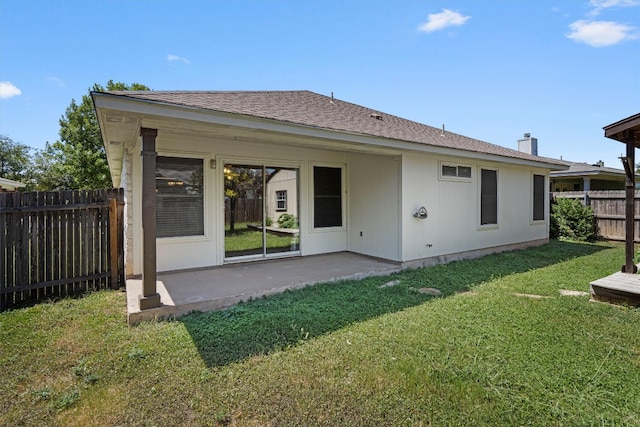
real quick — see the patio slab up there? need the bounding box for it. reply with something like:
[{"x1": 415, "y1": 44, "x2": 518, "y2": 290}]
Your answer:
[{"x1": 126, "y1": 252, "x2": 401, "y2": 324}]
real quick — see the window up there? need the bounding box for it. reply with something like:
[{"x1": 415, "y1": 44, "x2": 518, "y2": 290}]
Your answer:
[
  {"x1": 313, "y1": 166, "x2": 342, "y2": 228},
  {"x1": 156, "y1": 156, "x2": 204, "y2": 238},
  {"x1": 276, "y1": 190, "x2": 287, "y2": 211},
  {"x1": 533, "y1": 174, "x2": 546, "y2": 221},
  {"x1": 480, "y1": 169, "x2": 498, "y2": 225},
  {"x1": 441, "y1": 163, "x2": 472, "y2": 180}
]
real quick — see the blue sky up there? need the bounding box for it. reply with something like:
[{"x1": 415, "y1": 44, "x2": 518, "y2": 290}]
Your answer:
[{"x1": 1, "y1": 1, "x2": 638, "y2": 168}]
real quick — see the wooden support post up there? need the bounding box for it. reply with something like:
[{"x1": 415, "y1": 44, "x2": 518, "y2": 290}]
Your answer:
[
  {"x1": 139, "y1": 127, "x2": 161, "y2": 309},
  {"x1": 623, "y1": 132, "x2": 637, "y2": 273}
]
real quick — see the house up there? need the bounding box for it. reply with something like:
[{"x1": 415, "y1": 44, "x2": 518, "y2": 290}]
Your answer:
[
  {"x1": 92, "y1": 90, "x2": 566, "y2": 311},
  {"x1": 514, "y1": 133, "x2": 630, "y2": 192},
  {"x1": 550, "y1": 160, "x2": 629, "y2": 192},
  {"x1": 0, "y1": 177, "x2": 26, "y2": 192}
]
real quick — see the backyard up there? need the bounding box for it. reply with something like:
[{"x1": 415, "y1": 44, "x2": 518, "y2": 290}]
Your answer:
[{"x1": 1, "y1": 240, "x2": 639, "y2": 426}]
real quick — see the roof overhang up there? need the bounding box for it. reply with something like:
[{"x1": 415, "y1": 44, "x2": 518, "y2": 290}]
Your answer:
[
  {"x1": 93, "y1": 92, "x2": 566, "y2": 187},
  {"x1": 0, "y1": 177, "x2": 26, "y2": 190},
  {"x1": 604, "y1": 113, "x2": 640, "y2": 147}
]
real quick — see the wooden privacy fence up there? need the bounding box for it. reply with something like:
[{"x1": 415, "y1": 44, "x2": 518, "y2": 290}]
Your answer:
[
  {"x1": 224, "y1": 198, "x2": 262, "y2": 225},
  {"x1": 552, "y1": 190, "x2": 640, "y2": 242},
  {"x1": 0, "y1": 188, "x2": 124, "y2": 311}
]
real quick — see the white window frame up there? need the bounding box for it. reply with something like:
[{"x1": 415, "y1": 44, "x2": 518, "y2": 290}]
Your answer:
[
  {"x1": 276, "y1": 190, "x2": 287, "y2": 211},
  {"x1": 154, "y1": 151, "x2": 209, "y2": 242},
  {"x1": 531, "y1": 173, "x2": 547, "y2": 223},
  {"x1": 439, "y1": 161, "x2": 473, "y2": 182},
  {"x1": 310, "y1": 163, "x2": 346, "y2": 232},
  {"x1": 478, "y1": 167, "x2": 499, "y2": 229}
]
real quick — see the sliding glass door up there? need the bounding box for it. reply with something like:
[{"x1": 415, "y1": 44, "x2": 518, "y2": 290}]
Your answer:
[{"x1": 224, "y1": 164, "x2": 299, "y2": 259}]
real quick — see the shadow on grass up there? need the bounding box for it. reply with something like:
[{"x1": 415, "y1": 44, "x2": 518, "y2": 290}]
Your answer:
[{"x1": 180, "y1": 240, "x2": 609, "y2": 367}]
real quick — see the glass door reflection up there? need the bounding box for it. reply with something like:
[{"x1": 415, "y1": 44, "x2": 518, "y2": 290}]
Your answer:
[
  {"x1": 224, "y1": 164, "x2": 300, "y2": 260},
  {"x1": 265, "y1": 167, "x2": 299, "y2": 255},
  {"x1": 224, "y1": 164, "x2": 264, "y2": 258}
]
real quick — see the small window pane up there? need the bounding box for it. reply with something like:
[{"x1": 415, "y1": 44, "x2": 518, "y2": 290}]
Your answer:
[
  {"x1": 276, "y1": 190, "x2": 287, "y2": 211},
  {"x1": 156, "y1": 156, "x2": 204, "y2": 238},
  {"x1": 481, "y1": 169, "x2": 497, "y2": 225},
  {"x1": 442, "y1": 165, "x2": 457, "y2": 177},
  {"x1": 314, "y1": 166, "x2": 342, "y2": 228},
  {"x1": 458, "y1": 166, "x2": 472, "y2": 178},
  {"x1": 533, "y1": 174, "x2": 545, "y2": 221}
]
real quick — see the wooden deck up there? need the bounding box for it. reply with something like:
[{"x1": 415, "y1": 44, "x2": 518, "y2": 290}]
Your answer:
[{"x1": 590, "y1": 271, "x2": 640, "y2": 306}]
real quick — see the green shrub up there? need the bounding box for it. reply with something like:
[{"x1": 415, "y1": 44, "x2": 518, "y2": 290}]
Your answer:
[
  {"x1": 550, "y1": 197, "x2": 598, "y2": 242},
  {"x1": 265, "y1": 217, "x2": 273, "y2": 227},
  {"x1": 277, "y1": 214, "x2": 298, "y2": 229}
]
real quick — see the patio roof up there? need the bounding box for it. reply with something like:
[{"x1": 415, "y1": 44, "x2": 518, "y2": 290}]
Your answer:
[{"x1": 603, "y1": 112, "x2": 640, "y2": 147}]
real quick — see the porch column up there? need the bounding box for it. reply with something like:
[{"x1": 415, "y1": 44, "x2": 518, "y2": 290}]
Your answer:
[
  {"x1": 583, "y1": 177, "x2": 591, "y2": 206},
  {"x1": 622, "y1": 132, "x2": 636, "y2": 273},
  {"x1": 139, "y1": 127, "x2": 161, "y2": 309}
]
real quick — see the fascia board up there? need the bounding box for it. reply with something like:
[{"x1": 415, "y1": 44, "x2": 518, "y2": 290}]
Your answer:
[{"x1": 92, "y1": 92, "x2": 566, "y2": 171}]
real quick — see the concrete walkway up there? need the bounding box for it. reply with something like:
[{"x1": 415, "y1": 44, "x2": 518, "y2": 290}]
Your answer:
[{"x1": 126, "y1": 252, "x2": 401, "y2": 324}]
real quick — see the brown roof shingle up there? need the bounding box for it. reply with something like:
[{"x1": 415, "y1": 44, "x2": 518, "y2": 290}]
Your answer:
[{"x1": 104, "y1": 90, "x2": 563, "y2": 165}]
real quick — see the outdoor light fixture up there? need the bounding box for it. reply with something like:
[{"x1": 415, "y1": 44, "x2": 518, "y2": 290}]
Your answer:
[{"x1": 413, "y1": 206, "x2": 428, "y2": 219}]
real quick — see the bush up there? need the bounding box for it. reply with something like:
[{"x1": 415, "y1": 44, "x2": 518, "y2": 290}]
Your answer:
[
  {"x1": 277, "y1": 214, "x2": 298, "y2": 229},
  {"x1": 550, "y1": 197, "x2": 599, "y2": 242}
]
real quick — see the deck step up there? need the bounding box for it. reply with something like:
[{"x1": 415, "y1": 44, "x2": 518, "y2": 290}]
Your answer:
[{"x1": 590, "y1": 271, "x2": 640, "y2": 306}]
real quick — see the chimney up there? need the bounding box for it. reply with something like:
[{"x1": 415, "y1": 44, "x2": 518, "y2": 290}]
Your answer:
[{"x1": 517, "y1": 133, "x2": 538, "y2": 156}]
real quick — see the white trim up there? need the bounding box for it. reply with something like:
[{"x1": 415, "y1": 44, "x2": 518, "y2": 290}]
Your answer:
[
  {"x1": 531, "y1": 172, "x2": 547, "y2": 224},
  {"x1": 154, "y1": 151, "x2": 210, "y2": 243},
  {"x1": 478, "y1": 167, "x2": 499, "y2": 229},
  {"x1": 310, "y1": 162, "x2": 347, "y2": 233},
  {"x1": 438, "y1": 160, "x2": 472, "y2": 182},
  {"x1": 218, "y1": 155, "x2": 303, "y2": 263}
]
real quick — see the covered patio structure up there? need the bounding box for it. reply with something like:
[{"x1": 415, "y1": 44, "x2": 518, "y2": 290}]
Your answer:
[{"x1": 590, "y1": 113, "x2": 640, "y2": 305}]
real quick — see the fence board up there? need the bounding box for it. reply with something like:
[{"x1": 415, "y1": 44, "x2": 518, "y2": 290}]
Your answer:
[{"x1": 0, "y1": 189, "x2": 124, "y2": 310}]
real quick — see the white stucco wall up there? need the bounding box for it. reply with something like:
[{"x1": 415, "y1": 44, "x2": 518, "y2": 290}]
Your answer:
[
  {"x1": 124, "y1": 127, "x2": 549, "y2": 275},
  {"x1": 347, "y1": 153, "x2": 401, "y2": 261},
  {"x1": 401, "y1": 154, "x2": 548, "y2": 263},
  {"x1": 128, "y1": 131, "x2": 348, "y2": 274}
]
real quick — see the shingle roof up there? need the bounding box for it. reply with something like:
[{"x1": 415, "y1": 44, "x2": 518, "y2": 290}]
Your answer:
[
  {"x1": 104, "y1": 90, "x2": 563, "y2": 166},
  {"x1": 550, "y1": 160, "x2": 627, "y2": 177}
]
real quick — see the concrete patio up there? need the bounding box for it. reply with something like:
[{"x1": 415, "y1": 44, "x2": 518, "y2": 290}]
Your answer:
[{"x1": 126, "y1": 252, "x2": 401, "y2": 324}]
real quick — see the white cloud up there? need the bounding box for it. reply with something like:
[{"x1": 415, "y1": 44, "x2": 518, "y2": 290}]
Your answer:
[
  {"x1": 567, "y1": 20, "x2": 638, "y2": 46},
  {"x1": 167, "y1": 54, "x2": 191, "y2": 64},
  {"x1": 589, "y1": 0, "x2": 640, "y2": 16},
  {"x1": 418, "y1": 9, "x2": 470, "y2": 33},
  {"x1": 47, "y1": 76, "x2": 66, "y2": 87},
  {"x1": 0, "y1": 81, "x2": 21, "y2": 99}
]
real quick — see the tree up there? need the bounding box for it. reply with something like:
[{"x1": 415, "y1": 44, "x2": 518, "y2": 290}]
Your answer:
[
  {"x1": 34, "y1": 80, "x2": 150, "y2": 190},
  {"x1": 0, "y1": 134, "x2": 33, "y2": 188},
  {"x1": 224, "y1": 166, "x2": 263, "y2": 233}
]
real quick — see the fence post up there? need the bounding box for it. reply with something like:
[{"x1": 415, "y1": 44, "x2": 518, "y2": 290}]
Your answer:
[{"x1": 109, "y1": 196, "x2": 119, "y2": 289}]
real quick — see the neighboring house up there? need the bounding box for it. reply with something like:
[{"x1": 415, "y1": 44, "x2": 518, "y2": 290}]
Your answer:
[
  {"x1": 92, "y1": 90, "x2": 566, "y2": 304},
  {"x1": 0, "y1": 177, "x2": 26, "y2": 192},
  {"x1": 550, "y1": 160, "x2": 630, "y2": 192}
]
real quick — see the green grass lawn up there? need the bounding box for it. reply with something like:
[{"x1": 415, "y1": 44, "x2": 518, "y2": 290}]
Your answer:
[
  {"x1": 2, "y1": 240, "x2": 640, "y2": 426},
  {"x1": 225, "y1": 222, "x2": 297, "y2": 256}
]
